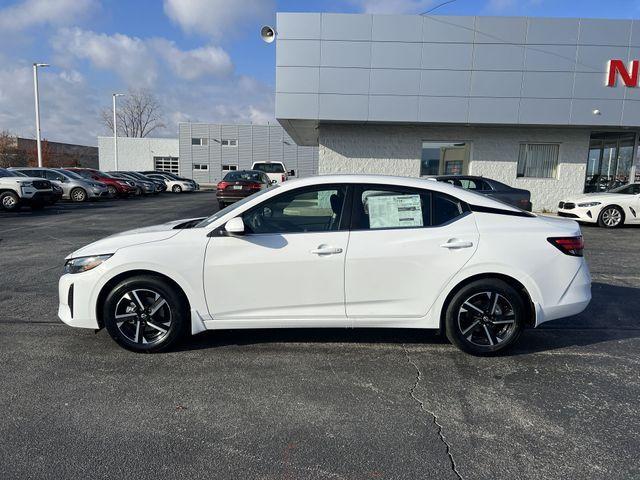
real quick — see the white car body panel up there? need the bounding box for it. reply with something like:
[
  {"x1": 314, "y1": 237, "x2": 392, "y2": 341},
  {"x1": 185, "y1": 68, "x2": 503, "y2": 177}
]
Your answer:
[
  {"x1": 58, "y1": 175, "x2": 591, "y2": 337},
  {"x1": 558, "y1": 189, "x2": 640, "y2": 224}
]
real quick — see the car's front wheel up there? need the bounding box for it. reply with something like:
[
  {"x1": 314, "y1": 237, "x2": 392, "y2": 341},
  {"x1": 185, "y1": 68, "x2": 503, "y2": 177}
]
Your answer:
[
  {"x1": 172, "y1": 185, "x2": 182, "y2": 193},
  {"x1": 0, "y1": 191, "x2": 20, "y2": 211},
  {"x1": 70, "y1": 187, "x2": 87, "y2": 202},
  {"x1": 103, "y1": 275, "x2": 189, "y2": 353},
  {"x1": 107, "y1": 185, "x2": 117, "y2": 196},
  {"x1": 445, "y1": 279, "x2": 525, "y2": 356},
  {"x1": 598, "y1": 205, "x2": 624, "y2": 228}
]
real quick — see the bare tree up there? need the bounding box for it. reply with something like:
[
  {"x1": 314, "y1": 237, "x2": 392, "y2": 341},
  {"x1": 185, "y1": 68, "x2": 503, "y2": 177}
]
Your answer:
[
  {"x1": 0, "y1": 130, "x2": 18, "y2": 168},
  {"x1": 101, "y1": 89, "x2": 166, "y2": 138}
]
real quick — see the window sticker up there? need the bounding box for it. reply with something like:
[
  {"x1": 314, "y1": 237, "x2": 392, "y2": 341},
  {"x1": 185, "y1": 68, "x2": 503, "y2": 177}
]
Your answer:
[{"x1": 367, "y1": 194, "x2": 423, "y2": 229}]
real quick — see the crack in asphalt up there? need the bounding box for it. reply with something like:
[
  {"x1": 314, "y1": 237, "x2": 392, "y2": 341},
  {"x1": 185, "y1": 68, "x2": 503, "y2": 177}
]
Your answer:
[{"x1": 403, "y1": 346, "x2": 463, "y2": 480}]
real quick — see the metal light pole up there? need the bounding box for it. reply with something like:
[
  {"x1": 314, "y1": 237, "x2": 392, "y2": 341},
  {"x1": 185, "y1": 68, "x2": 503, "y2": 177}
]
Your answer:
[
  {"x1": 112, "y1": 93, "x2": 125, "y2": 171},
  {"x1": 33, "y1": 63, "x2": 49, "y2": 167}
]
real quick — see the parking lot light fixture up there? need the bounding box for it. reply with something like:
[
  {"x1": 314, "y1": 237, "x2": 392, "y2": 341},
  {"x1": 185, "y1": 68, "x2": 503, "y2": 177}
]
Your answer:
[
  {"x1": 112, "y1": 93, "x2": 125, "y2": 171},
  {"x1": 33, "y1": 63, "x2": 50, "y2": 168}
]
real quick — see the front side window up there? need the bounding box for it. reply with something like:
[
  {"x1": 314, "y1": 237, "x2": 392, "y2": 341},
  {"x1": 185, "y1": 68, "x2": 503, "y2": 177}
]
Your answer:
[
  {"x1": 354, "y1": 185, "x2": 466, "y2": 230},
  {"x1": 517, "y1": 143, "x2": 559, "y2": 178},
  {"x1": 242, "y1": 186, "x2": 348, "y2": 234}
]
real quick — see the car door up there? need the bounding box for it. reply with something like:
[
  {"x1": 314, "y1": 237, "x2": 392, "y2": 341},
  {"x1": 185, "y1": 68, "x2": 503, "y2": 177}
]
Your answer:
[
  {"x1": 345, "y1": 184, "x2": 479, "y2": 324},
  {"x1": 203, "y1": 184, "x2": 351, "y2": 326}
]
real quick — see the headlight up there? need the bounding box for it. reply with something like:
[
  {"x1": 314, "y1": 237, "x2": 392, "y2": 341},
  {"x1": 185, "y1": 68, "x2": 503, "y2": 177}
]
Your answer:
[
  {"x1": 63, "y1": 254, "x2": 112, "y2": 274},
  {"x1": 18, "y1": 180, "x2": 33, "y2": 186},
  {"x1": 578, "y1": 202, "x2": 601, "y2": 207}
]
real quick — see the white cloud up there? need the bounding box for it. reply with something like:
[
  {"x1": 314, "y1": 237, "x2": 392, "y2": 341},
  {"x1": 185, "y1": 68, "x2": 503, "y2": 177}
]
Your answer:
[
  {"x1": 0, "y1": 0, "x2": 98, "y2": 32},
  {"x1": 356, "y1": 0, "x2": 434, "y2": 14},
  {"x1": 163, "y1": 0, "x2": 275, "y2": 38},
  {"x1": 53, "y1": 28, "x2": 158, "y2": 87},
  {"x1": 152, "y1": 40, "x2": 233, "y2": 80}
]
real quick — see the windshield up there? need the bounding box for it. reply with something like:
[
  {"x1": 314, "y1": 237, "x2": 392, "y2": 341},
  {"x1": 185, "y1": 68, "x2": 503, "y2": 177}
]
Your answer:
[
  {"x1": 72, "y1": 170, "x2": 94, "y2": 179},
  {"x1": 224, "y1": 171, "x2": 264, "y2": 182},
  {"x1": 196, "y1": 186, "x2": 278, "y2": 228},
  {"x1": 0, "y1": 168, "x2": 18, "y2": 178},
  {"x1": 608, "y1": 183, "x2": 640, "y2": 194},
  {"x1": 253, "y1": 163, "x2": 285, "y2": 173},
  {"x1": 56, "y1": 169, "x2": 83, "y2": 180}
]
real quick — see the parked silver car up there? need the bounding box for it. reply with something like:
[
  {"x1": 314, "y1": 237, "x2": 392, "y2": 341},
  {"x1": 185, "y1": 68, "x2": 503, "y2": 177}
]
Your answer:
[{"x1": 10, "y1": 167, "x2": 110, "y2": 202}]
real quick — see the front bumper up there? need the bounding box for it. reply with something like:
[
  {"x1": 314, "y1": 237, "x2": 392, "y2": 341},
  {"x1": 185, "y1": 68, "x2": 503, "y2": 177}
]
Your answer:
[
  {"x1": 88, "y1": 188, "x2": 111, "y2": 199},
  {"x1": 557, "y1": 206, "x2": 598, "y2": 223},
  {"x1": 58, "y1": 271, "x2": 101, "y2": 329}
]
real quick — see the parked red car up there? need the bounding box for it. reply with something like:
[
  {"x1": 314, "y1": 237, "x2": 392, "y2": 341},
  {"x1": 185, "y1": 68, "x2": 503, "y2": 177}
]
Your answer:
[
  {"x1": 65, "y1": 168, "x2": 137, "y2": 197},
  {"x1": 216, "y1": 170, "x2": 272, "y2": 208}
]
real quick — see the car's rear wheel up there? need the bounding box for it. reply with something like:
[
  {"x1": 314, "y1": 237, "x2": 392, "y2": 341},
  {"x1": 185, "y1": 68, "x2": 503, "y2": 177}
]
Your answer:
[
  {"x1": 70, "y1": 187, "x2": 87, "y2": 202},
  {"x1": 172, "y1": 185, "x2": 182, "y2": 193},
  {"x1": 217, "y1": 200, "x2": 226, "y2": 209},
  {"x1": 103, "y1": 275, "x2": 189, "y2": 353},
  {"x1": 0, "y1": 191, "x2": 20, "y2": 211},
  {"x1": 107, "y1": 185, "x2": 117, "y2": 196},
  {"x1": 598, "y1": 206, "x2": 624, "y2": 228},
  {"x1": 445, "y1": 279, "x2": 524, "y2": 356}
]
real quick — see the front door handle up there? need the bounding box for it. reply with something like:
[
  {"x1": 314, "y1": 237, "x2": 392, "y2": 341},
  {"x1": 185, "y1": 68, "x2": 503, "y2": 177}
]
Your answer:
[
  {"x1": 440, "y1": 239, "x2": 474, "y2": 249},
  {"x1": 310, "y1": 245, "x2": 343, "y2": 255}
]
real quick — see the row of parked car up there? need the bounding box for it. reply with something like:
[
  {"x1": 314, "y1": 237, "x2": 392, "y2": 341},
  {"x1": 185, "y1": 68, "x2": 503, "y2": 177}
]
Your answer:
[{"x1": 0, "y1": 167, "x2": 200, "y2": 211}]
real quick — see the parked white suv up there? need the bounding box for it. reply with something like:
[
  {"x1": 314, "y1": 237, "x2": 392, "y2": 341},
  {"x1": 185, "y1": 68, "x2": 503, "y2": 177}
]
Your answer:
[
  {"x1": 0, "y1": 167, "x2": 55, "y2": 211},
  {"x1": 251, "y1": 161, "x2": 292, "y2": 184}
]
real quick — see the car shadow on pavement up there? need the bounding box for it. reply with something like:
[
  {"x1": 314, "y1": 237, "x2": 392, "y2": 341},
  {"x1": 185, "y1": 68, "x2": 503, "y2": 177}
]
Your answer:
[{"x1": 174, "y1": 282, "x2": 640, "y2": 355}]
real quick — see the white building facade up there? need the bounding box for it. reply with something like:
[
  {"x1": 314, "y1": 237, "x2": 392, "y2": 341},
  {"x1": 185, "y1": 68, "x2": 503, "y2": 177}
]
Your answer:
[
  {"x1": 275, "y1": 13, "x2": 640, "y2": 211},
  {"x1": 98, "y1": 137, "x2": 179, "y2": 173}
]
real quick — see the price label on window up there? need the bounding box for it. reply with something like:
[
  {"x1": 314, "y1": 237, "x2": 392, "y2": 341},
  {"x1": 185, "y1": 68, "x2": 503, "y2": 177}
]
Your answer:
[{"x1": 367, "y1": 194, "x2": 423, "y2": 229}]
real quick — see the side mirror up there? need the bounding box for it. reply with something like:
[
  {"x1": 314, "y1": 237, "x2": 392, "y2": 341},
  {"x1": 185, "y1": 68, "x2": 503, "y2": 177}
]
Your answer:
[
  {"x1": 224, "y1": 217, "x2": 245, "y2": 235},
  {"x1": 288, "y1": 170, "x2": 295, "y2": 177},
  {"x1": 271, "y1": 179, "x2": 277, "y2": 184}
]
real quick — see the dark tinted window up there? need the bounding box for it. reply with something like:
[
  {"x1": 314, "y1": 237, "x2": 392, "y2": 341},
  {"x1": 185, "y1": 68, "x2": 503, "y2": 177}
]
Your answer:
[
  {"x1": 0, "y1": 168, "x2": 16, "y2": 178},
  {"x1": 223, "y1": 171, "x2": 265, "y2": 182},
  {"x1": 43, "y1": 170, "x2": 65, "y2": 181},
  {"x1": 433, "y1": 193, "x2": 465, "y2": 226},
  {"x1": 242, "y1": 186, "x2": 348, "y2": 234}
]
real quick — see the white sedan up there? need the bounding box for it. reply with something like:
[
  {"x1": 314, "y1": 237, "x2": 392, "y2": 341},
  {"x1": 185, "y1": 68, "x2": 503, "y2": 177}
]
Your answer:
[
  {"x1": 58, "y1": 175, "x2": 591, "y2": 355},
  {"x1": 147, "y1": 174, "x2": 194, "y2": 193},
  {"x1": 558, "y1": 183, "x2": 640, "y2": 228}
]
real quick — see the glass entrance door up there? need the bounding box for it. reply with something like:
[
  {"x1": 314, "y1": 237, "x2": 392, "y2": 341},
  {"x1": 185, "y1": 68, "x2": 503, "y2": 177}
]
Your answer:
[{"x1": 585, "y1": 133, "x2": 636, "y2": 192}]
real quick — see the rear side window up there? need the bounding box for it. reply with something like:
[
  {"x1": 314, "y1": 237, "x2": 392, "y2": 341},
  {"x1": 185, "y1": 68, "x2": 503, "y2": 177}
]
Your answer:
[{"x1": 353, "y1": 185, "x2": 467, "y2": 230}]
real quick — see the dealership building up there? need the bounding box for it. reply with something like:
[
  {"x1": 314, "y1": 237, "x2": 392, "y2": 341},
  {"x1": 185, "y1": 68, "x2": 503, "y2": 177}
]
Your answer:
[
  {"x1": 98, "y1": 123, "x2": 318, "y2": 184},
  {"x1": 274, "y1": 12, "x2": 640, "y2": 210}
]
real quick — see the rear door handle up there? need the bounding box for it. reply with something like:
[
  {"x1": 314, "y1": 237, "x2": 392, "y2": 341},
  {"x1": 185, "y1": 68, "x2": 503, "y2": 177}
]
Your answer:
[
  {"x1": 440, "y1": 239, "x2": 474, "y2": 249},
  {"x1": 310, "y1": 245, "x2": 343, "y2": 255}
]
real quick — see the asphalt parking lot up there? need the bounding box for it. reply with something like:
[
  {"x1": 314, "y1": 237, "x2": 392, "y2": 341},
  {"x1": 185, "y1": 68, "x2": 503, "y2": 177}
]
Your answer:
[{"x1": 1, "y1": 193, "x2": 639, "y2": 480}]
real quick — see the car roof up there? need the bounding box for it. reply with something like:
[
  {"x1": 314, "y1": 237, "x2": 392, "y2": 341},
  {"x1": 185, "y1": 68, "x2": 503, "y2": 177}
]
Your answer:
[{"x1": 276, "y1": 175, "x2": 520, "y2": 211}]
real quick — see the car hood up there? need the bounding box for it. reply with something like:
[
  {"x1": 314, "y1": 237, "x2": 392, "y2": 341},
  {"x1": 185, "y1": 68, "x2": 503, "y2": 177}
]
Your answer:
[
  {"x1": 563, "y1": 192, "x2": 631, "y2": 203},
  {"x1": 66, "y1": 217, "x2": 203, "y2": 259}
]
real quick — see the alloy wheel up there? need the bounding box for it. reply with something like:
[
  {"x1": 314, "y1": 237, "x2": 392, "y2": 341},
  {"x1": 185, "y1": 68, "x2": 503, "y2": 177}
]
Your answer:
[
  {"x1": 2, "y1": 195, "x2": 17, "y2": 209},
  {"x1": 71, "y1": 188, "x2": 86, "y2": 202},
  {"x1": 457, "y1": 291, "x2": 517, "y2": 347},
  {"x1": 114, "y1": 288, "x2": 172, "y2": 346},
  {"x1": 601, "y1": 207, "x2": 622, "y2": 227}
]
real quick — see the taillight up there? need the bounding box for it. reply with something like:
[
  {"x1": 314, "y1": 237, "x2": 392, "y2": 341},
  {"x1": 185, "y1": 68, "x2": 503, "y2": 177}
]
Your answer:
[
  {"x1": 547, "y1": 236, "x2": 584, "y2": 257},
  {"x1": 248, "y1": 182, "x2": 262, "y2": 190},
  {"x1": 217, "y1": 181, "x2": 229, "y2": 190},
  {"x1": 281, "y1": 174, "x2": 286, "y2": 182}
]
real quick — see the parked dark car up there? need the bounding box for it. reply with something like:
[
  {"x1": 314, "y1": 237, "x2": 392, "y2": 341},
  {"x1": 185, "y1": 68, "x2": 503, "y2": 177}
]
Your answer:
[
  {"x1": 123, "y1": 171, "x2": 167, "y2": 193},
  {"x1": 435, "y1": 175, "x2": 532, "y2": 211},
  {"x1": 216, "y1": 170, "x2": 272, "y2": 208},
  {"x1": 65, "y1": 167, "x2": 137, "y2": 197}
]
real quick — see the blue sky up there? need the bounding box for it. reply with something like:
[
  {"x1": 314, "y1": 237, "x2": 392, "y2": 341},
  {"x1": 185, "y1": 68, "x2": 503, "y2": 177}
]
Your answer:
[{"x1": 0, "y1": 0, "x2": 639, "y2": 145}]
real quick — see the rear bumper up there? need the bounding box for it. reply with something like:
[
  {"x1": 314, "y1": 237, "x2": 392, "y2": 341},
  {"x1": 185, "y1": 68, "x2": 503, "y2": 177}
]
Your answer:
[
  {"x1": 216, "y1": 192, "x2": 253, "y2": 202},
  {"x1": 536, "y1": 261, "x2": 592, "y2": 326}
]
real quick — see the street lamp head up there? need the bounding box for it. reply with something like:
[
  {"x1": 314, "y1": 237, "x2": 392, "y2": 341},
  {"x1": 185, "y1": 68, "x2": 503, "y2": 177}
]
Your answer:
[
  {"x1": 34, "y1": 63, "x2": 50, "y2": 67},
  {"x1": 113, "y1": 93, "x2": 125, "y2": 97}
]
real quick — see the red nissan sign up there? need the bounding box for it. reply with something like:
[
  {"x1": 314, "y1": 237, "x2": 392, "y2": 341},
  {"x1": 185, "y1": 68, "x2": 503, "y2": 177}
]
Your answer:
[{"x1": 607, "y1": 59, "x2": 639, "y2": 87}]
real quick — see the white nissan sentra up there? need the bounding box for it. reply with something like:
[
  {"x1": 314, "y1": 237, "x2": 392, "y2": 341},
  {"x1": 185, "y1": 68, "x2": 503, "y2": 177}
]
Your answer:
[{"x1": 58, "y1": 175, "x2": 591, "y2": 355}]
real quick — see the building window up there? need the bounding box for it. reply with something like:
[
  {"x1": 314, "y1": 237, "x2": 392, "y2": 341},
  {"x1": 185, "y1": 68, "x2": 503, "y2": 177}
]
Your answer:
[
  {"x1": 222, "y1": 164, "x2": 237, "y2": 172},
  {"x1": 221, "y1": 139, "x2": 237, "y2": 147},
  {"x1": 192, "y1": 138, "x2": 208, "y2": 146},
  {"x1": 517, "y1": 144, "x2": 559, "y2": 178},
  {"x1": 421, "y1": 142, "x2": 470, "y2": 176},
  {"x1": 154, "y1": 156, "x2": 179, "y2": 174},
  {"x1": 193, "y1": 164, "x2": 209, "y2": 171}
]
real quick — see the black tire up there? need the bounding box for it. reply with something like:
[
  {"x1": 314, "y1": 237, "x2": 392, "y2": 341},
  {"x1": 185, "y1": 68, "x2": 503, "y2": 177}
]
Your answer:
[
  {"x1": 70, "y1": 187, "x2": 87, "y2": 203},
  {"x1": 217, "y1": 201, "x2": 226, "y2": 209},
  {"x1": 172, "y1": 185, "x2": 182, "y2": 193},
  {"x1": 103, "y1": 275, "x2": 189, "y2": 353},
  {"x1": 107, "y1": 185, "x2": 117, "y2": 196},
  {"x1": 597, "y1": 205, "x2": 624, "y2": 228},
  {"x1": 0, "y1": 191, "x2": 20, "y2": 211},
  {"x1": 445, "y1": 279, "x2": 525, "y2": 356}
]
